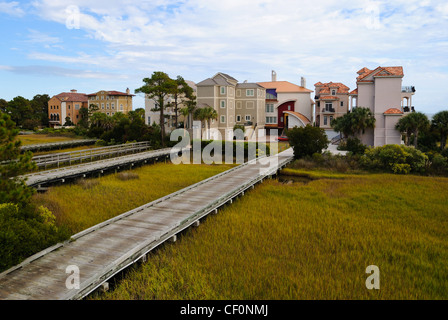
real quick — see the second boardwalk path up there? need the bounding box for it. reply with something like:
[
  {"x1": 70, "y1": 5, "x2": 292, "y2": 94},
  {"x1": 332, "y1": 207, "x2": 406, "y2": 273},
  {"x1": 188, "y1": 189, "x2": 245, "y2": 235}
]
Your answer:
[{"x1": 0, "y1": 149, "x2": 294, "y2": 300}]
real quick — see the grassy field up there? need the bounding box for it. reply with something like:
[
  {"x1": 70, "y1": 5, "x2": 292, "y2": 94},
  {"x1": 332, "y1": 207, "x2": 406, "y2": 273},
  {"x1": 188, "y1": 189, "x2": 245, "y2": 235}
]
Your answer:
[
  {"x1": 32, "y1": 162, "x2": 236, "y2": 234},
  {"x1": 17, "y1": 133, "x2": 80, "y2": 146},
  {"x1": 89, "y1": 169, "x2": 448, "y2": 300}
]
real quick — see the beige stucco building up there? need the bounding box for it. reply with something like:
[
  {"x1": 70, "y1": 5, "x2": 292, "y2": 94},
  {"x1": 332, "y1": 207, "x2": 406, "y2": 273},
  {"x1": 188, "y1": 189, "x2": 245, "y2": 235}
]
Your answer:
[
  {"x1": 314, "y1": 82, "x2": 350, "y2": 130},
  {"x1": 86, "y1": 89, "x2": 134, "y2": 116},
  {"x1": 48, "y1": 89, "x2": 88, "y2": 126},
  {"x1": 196, "y1": 73, "x2": 266, "y2": 140},
  {"x1": 349, "y1": 66, "x2": 415, "y2": 146}
]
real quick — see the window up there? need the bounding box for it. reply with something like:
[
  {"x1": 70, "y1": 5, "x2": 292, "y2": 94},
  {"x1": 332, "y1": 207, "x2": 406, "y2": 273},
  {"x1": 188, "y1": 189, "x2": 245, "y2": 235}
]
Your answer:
[
  {"x1": 331, "y1": 90, "x2": 336, "y2": 95},
  {"x1": 340, "y1": 101, "x2": 344, "y2": 107},
  {"x1": 120, "y1": 104, "x2": 123, "y2": 110},
  {"x1": 75, "y1": 104, "x2": 80, "y2": 110},
  {"x1": 220, "y1": 115, "x2": 226, "y2": 123},
  {"x1": 324, "y1": 116, "x2": 328, "y2": 125},
  {"x1": 330, "y1": 116, "x2": 334, "y2": 124},
  {"x1": 265, "y1": 104, "x2": 274, "y2": 113},
  {"x1": 266, "y1": 92, "x2": 277, "y2": 100},
  {"x1": 101, "y1": 103, "x2": 105, "y2": 109},
  {"x1": 112, "y1": 103, "x2": 115, "y2": 109},
  {"x1": 148, "y1": 116, "x2": 151, "y2": 124},
  {"x1": 106, "y1": 96, "x2": 109, "y2": 100},
  {"x1": 220, "y1": 100, "x2": 226, "y2": 108},
  {"x1": 246, "y1": 89, "x2": 254, "y2": 96},
  {"x1": 236, "y1": 115, "x2": 241, "y2": 122},
  {"x1": 265, "y1": 116, "x2": 277, "y2": 124},
  {"x1": 101, "y1": 96, "x2": 104, "y2": 100},
  {"x1": 325, "y1": 102, "x2": 333, "y2": 111},
  {"x1": 236, "y1": 89, "x2": 241, "y2": 97},
  {"x1": 220, "y1": 86, "x2": 226, "y2": 95},
  {"x1": 106, "y1": 103, "x2": 109, "y2": 109},
  {"x1": 245, "y1": 115, "x2": 251, "y2": 121}
]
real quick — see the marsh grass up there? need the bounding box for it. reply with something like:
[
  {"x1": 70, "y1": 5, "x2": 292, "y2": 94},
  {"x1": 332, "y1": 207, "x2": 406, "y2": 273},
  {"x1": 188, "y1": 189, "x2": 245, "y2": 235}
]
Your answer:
[
  {"x1": 32, "y1": 162, "x2": 235, "y2": 234},
  {"x1": 93, "y1": 170, "x2": 448, "y2": 300},
  {"x1": 16, "y1": 134, "x2": 78, "y2": 146}
]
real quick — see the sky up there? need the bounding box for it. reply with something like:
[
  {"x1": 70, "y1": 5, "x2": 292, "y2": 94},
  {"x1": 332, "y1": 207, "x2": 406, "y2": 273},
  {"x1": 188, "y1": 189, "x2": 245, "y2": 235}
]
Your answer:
[{"x1": 0, "y1": 0, "x2": 447, "y2": 116}]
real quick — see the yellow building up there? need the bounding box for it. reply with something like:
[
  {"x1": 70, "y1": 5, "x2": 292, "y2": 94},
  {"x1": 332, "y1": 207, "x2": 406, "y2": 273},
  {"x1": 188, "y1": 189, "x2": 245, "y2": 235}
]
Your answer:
[{"x1": 86, "y1": 88, "x2": 134, "y2": 116}]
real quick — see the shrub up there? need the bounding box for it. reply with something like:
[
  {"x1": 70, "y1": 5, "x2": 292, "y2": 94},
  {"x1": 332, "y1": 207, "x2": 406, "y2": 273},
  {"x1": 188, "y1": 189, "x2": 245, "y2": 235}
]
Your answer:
[
  {"x1": 429, "y1": 153, "x2": 448, "y2": 175},
  {"x1": 360, "y1": 144, "x2": 428, "y2": 174},
  {"x1": 345, "y1": 137, "x2": 367, "y2": 155},
  {"x1": 0, "y1": 203, "x2": 69, "y2": 272},
  {"x1": 286, "y1": 125, "x2": 329, "y2": 159}
]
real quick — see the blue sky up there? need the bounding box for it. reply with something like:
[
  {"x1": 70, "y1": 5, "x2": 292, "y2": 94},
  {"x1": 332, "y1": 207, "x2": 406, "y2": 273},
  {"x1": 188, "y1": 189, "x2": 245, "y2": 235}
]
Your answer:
[{"x1": 1, "y1": 0, "x2": 448, "y2": 115}]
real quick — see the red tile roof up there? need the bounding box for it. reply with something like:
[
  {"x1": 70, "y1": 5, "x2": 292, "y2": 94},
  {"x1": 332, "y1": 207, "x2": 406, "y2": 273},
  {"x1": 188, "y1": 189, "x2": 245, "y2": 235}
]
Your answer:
[
  {"x1": 384, "y1": 108, "x2": 404, "y2": 115},
  {"x1": 349, "y1": 88, "x2": 358, "y2": 95},
  {"x1": 320, "y1": 96, "x2": 340, "y2": 100},
  {"x1": 54, "y1": 92, "x2": 88, "y2": 102},
  {"x1": 86, "y1": 90, "x2": 134, "y2": 96},
  {"x1": 357, "y1": 66, "x2": 404, "y2": 81},
  {"x1": 315, "y1": 81, "x2": 350, "y2": 94}
]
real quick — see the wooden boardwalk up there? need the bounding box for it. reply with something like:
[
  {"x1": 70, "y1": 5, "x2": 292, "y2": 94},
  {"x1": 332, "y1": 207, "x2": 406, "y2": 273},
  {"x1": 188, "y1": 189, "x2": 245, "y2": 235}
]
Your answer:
[
  {"x1": 0, "y1": 149, "x2": 294, "y2": 300},
  {"x1": 21, "y1": 147, "x2": 179, "y2": 188}
]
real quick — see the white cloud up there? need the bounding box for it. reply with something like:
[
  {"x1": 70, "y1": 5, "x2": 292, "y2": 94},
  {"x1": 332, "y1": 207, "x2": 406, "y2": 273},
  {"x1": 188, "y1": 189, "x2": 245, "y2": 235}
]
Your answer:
[
  {"x1": 7, "y1": 0, "x2": 447, "y2": 112},
  {"x1": 0, "y1": 1, "x2": 25, "y2": 16}
]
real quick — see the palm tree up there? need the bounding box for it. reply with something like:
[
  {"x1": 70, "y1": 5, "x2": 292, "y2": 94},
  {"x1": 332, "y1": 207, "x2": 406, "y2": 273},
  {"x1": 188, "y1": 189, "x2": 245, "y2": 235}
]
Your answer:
[
  {"x1": 194, "y1": 108, "x2": 207, "y2": 140},
  {"x1": 432, "y1": 110, "x2": 448, "y2": 150},
  {"x1": 203, "y1": 107, "x2": 218, "y2": 140},
  {"x1": 194, "y1": 106, "x2": 218, "y2": 140},
  {"x1": 331, "y1": 107, "x2": 375, "y2": 139},
  {"x1": 395, "y1": 112, "x2": 430, "y2": 148}
]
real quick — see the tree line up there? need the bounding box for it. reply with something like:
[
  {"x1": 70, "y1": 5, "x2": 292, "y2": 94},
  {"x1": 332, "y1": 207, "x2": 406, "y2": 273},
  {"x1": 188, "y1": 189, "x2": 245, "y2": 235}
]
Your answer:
[{"x1": 0, "y1": 94, "x2": 50, "y2": 130}]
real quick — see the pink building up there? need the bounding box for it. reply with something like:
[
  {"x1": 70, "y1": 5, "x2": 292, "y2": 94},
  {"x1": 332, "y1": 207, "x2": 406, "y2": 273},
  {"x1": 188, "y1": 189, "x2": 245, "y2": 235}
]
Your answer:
[{"x1": 348, "y1": 66, "x2": 415, "y2": 146}]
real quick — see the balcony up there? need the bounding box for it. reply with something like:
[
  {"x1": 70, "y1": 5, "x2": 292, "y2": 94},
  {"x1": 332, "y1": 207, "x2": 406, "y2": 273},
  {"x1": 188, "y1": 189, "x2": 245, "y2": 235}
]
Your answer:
[
  {"x1": 402, "y1": 86, "x2": 416, "y2": 93},
  {"x1": 321, "y1": 107, "x2": 336, "y2": 113}
]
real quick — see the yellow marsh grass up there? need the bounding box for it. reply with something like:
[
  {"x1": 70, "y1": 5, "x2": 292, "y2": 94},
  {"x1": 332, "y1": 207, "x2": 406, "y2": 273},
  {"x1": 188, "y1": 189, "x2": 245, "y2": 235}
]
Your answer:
[
  {"x1": 32, "y1": 162, "x2": 235, "y2": 234},
  {"x1": 94, "y1": 171, "x2": 448, "y2": 300},
  {"x1": 16, "y1": 134, "x2": 78, "y2": 146}
]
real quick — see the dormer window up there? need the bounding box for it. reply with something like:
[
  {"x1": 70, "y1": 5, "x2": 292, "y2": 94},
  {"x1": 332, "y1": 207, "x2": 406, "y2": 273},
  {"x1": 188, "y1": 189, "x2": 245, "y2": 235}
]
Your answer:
[{"x1": 331, "y1": 89, "x2": 336, "y2": 95}]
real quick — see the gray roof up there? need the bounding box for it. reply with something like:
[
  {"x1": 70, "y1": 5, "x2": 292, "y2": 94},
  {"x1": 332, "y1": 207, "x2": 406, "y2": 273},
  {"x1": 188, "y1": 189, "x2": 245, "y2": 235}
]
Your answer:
[
  {"x1": 236, "y1": 82, "x2": 264, "y2": 89},
  {"x1": 196, "y1": 78, "x2": 217, "y2": 86}
]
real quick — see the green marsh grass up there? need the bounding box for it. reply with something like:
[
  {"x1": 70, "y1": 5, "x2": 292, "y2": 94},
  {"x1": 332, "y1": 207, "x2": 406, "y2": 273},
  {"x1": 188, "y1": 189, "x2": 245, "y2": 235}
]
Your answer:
[
  {"x1": 92, "y1": 170, "x2": 448, "y2": 300},
  {"x1": 32, "y1": 162, "x2": 235, "y2": 234}
]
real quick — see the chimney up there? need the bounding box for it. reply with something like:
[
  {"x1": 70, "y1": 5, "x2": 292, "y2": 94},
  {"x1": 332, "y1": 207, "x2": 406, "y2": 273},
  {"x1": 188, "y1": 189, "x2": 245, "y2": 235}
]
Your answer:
[
  {"x1": 301, "y1": 77, "x2": 306, "y2": 88},
  {"x1": 272, "y1": 70, "x2": 277, "y2": 82},
  {"x1": 126, "y1": 87, "x2": 130, "y2": 94},
  {"x1": 70, "y1": 89, "x2": 77, "y2": 93}
]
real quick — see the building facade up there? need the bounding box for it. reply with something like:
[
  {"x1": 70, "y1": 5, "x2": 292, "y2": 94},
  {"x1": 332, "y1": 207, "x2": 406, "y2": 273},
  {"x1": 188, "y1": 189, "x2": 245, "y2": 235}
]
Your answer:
[
  {"x1": 48, "y1": 89, "x2": 88, "y2": 126},
  {"x1": 349, "y1": 66, "x2": 415, "y2": 146},
  {"x1": 314, "y1": 82, "x2": 350, "y2": 131},
  {"x1": 86, "y1": 89, "x2": 134, "y2": 116},
  {"x1": 196, "y1": 73, "x2": 266, "y2": 140},
  {"x1": 257, "y1": 71, "x2": 314, "y2": 136}
]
